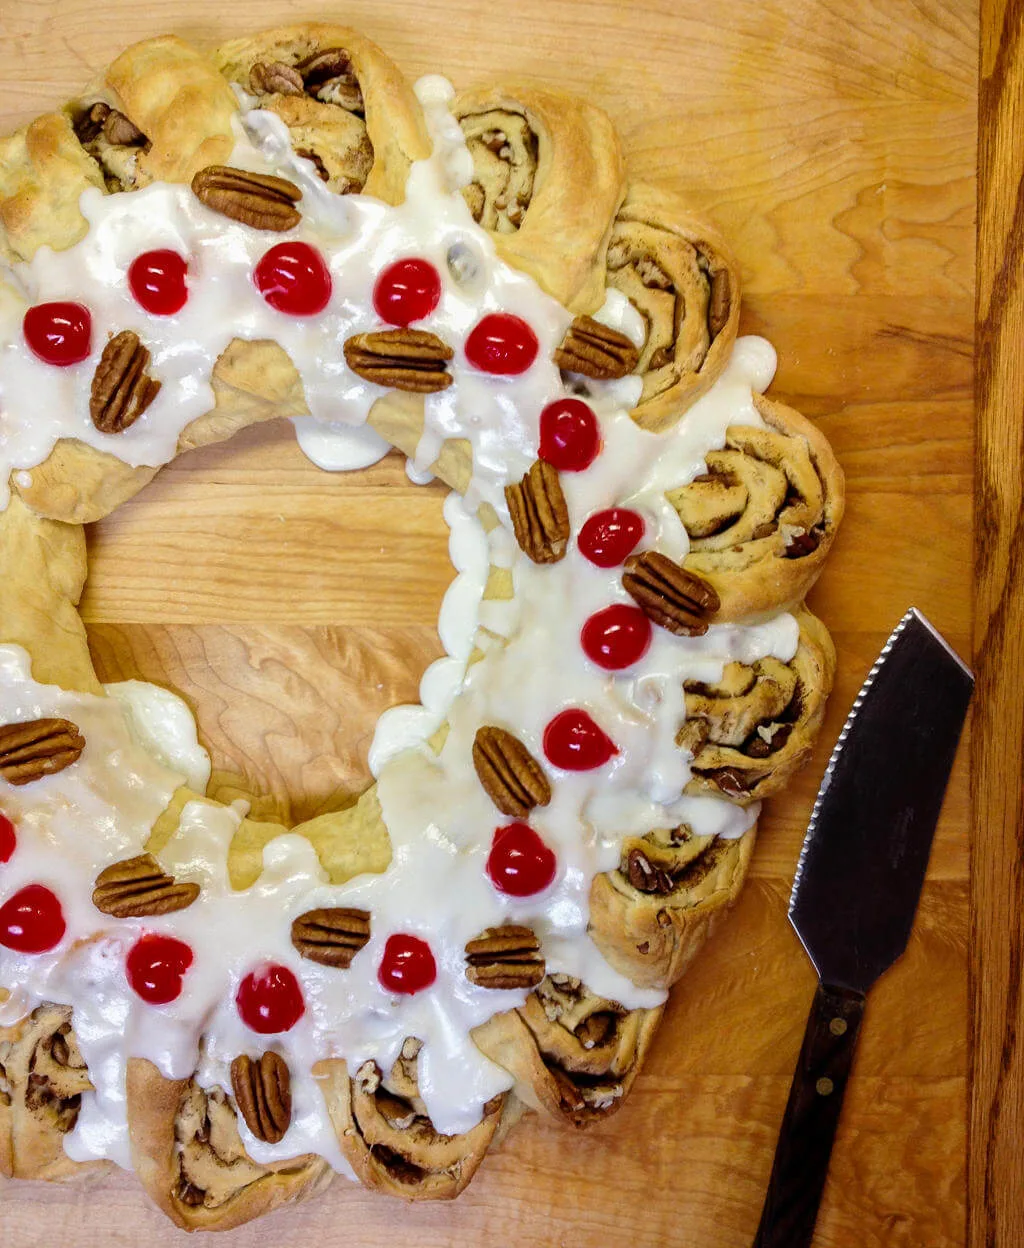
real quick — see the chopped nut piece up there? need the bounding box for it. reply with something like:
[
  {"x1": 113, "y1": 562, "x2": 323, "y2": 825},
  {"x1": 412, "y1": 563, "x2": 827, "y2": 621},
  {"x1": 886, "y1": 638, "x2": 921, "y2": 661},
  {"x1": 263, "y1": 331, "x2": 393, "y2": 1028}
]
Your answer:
[
  {"x1": 625, "y1": 848, "x2": 674, "y2": 895},
  {"x1": 249, "y1": 61, "x2": 304, "y2": 96}
]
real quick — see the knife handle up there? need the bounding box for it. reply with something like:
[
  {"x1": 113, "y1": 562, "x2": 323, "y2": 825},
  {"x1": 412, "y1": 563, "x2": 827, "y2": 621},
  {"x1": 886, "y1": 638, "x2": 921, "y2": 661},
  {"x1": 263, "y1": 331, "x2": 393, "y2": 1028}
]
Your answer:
[{"x1": 752, "y1": 982, "x2": 866, "y2": 1248}]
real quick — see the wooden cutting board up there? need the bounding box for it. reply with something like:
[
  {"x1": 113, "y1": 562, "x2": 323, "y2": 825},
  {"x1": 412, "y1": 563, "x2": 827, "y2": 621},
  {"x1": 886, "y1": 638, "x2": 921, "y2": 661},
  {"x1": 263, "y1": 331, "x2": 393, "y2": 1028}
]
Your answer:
[{"x1": 0, "y1": 1, "x2": 1002, "y2": 1244}]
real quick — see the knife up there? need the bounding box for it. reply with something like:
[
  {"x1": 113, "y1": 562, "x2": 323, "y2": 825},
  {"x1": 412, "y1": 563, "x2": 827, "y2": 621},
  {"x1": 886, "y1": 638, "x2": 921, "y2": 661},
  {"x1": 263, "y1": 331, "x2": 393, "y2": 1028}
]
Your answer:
[{"x1": 752, "y1": 607, "x2": 973, "y2": 1248}]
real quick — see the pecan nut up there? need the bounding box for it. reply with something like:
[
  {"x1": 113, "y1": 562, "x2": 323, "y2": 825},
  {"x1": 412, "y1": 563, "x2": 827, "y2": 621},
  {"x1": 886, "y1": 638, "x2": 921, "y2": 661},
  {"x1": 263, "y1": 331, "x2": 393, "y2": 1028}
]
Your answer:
[
  {"x1": 291, "y1": 907, "x2": 371, "y2": 968},
  {"x1": 191, "y1": 165, "x2": 302, "y2": 231},
  {"x1": 295, "y1": 47, "x2": 364, "y2": 110},
  {"x1": 553, "y1": 315, "x2": 639, "y2": 379},
  {"x1": 0, "y1": 718, "x2": 84, "y2": 786},
  {"x1": 90, "y1": 330, "x2": 161, "y2": 434},
  {"x1": 625, "y1": 847, "x2": 674, "y2": 895},
  {"x1": 465, "y1": 925, "x2": 545, "y2": 990},
  {"x1": 505, "y1": 459, "x2": 570, "y2": 564},
  {"x1": 249, "y1": 61, "x2": 305, "y2": 96},
  {"x1": 473, "y1": 726, "x2": 550, "y2": 818},
  {"x1": 622, "y1": 551, "x2": 720, "y2": 636},
  {"x1": 103, "y1": 110, "x2": 147, "y2": 147},
  {"x1": 343, "y1": 329, "x2": 453, "y2": 393},
  {"x1": 92, "y1": 853, "x2": 199, "y2": 918},
  {"x1": 230, "y1": 1052, "x2": 291, "y2": 1144}
]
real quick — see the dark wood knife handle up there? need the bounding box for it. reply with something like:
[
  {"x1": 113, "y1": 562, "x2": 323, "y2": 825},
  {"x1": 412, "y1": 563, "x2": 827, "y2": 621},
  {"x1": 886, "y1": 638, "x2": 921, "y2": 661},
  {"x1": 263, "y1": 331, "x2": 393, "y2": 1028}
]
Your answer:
[{"x1": 752, "y1": 982, "x2": 866, "y2": 1248}]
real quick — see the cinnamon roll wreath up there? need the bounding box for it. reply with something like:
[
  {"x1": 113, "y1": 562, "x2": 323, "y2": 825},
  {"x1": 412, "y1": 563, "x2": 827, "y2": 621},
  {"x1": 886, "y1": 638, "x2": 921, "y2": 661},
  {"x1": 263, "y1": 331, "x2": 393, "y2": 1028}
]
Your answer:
[{"x1": 0, "y1": 23, "x2": 843, "y2": 1230}]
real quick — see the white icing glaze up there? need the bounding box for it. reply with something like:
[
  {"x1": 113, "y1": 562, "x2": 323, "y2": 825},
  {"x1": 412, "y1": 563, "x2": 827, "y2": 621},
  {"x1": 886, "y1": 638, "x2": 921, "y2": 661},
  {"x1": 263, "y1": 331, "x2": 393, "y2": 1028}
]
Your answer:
[{"x1": 0, "y1": 78, "x2": 802, "y2": 1179}]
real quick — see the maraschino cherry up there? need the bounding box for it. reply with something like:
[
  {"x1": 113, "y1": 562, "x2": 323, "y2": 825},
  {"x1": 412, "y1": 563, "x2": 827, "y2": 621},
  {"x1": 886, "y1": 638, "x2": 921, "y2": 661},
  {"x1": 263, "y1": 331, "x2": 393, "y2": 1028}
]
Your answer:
[
  {"x1": 539, "y1": 398, "x2": 601, "y2": 471},
  {"x1": 543, "y1": 709, "x2": 619, "y2": 770},
  {"x1": 0, "y1": 813, "x2": 15, "y2": 863},
  {"x1": 129, "y1": 250, "x2": 189, "y2": 315},
  {"x1": 465, "y1": 313, "x2": 538, "y2": 375},
  {"x1": 254, "y1": 242, "x2": 332, "y2": 316},
  {"x1": 577, "y1": 508, "x2": 645, "y2": 568},
  {"x1": 237, "y1": 963, "x2": 305, "y2": 1033},
  {"x1": 486, "y1": 823, "x2": 557, "y2": 898},
  {"x1": 581, "y1": 604, "x2": 652, "y2": 671},
  {"x1": 373, "y1": 257, "x2": 442, "y2": 326},
  {"x1": 378, "y1": 934, "x2": 436, "y2": 995},
  {"x1": 0, "y1": 884, "x2": 65, "y2": 953},
  {"x1": 127, "y1": 934, "x2": 193, "y2": 1005},
  {"x1": 23, "y1": 302, "x2": 91, "y2": 366}
]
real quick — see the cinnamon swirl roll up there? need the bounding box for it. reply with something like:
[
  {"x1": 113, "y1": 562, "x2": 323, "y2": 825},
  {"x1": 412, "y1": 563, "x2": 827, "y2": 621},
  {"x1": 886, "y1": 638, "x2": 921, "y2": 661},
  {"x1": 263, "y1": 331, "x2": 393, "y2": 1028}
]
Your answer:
[
  {"x1": 127, "y1": 1058, "x2": 332, "y2": 1232},
  {"x1": 472, "y1": 975, "x2": 663, "y2": 1128},
  {"x1": 0, "y1": 1004, "x2": 101, "y2": 1181},
  {"x1": 606, "y1": 182, "x2": 740, "y2": 431},
  {"x1": 670, "y1": 396, "x2": 845, "y2": 620},
  {"x1": 215, "y1": 24, "x2": 430, "y2": 203},
  {"x1": 681, "y1": 606, "x2": 836, "y2": 803},
  {"x1": 315, "y1": 1037, "x2": 504, "y2": 1199},
  {"x1": 587, "y1": 826, "x2": 756, "y2": 989},
  {"x1": 453, "y1": 84, "x2": 625, "y2": 311}
]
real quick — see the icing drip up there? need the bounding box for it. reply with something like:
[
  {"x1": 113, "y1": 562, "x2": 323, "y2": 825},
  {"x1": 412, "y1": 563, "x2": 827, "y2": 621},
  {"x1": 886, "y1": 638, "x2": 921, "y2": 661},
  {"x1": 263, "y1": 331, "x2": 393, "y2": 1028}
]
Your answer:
[{"x1": 0, "y1": 75, "x2": 798, "y2": 1174}]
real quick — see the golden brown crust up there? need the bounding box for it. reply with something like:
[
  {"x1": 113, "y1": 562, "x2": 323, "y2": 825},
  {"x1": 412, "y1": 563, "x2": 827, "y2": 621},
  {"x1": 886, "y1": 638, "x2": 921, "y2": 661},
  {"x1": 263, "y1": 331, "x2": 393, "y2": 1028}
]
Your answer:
[
  {"x1": 587, "y1": 825, "x2": 757, "y2": 990},
  {"x1": 472, "y1": 977, "x2": 663, "y2": 1127},
  {"x1": 214, "y1": 24, "x2": 431, "y2": 205},
  {"x1": 126, "y1": 1058, "x2": 332, "y2": 1232},
  {"x1": 681, "y1": 606, "x2": 837, "y2": 803},
  {"x1": 453, "y1": 83, "x2": 625, "y2": 312},
  {"x1": 315, "y1": 1038, "x2": 502, "y2": 1199},
  {"x1": 607, "y1": 182, "x2": 741, "y2": 432},
  {"x1": 0, "y1": 1004, "x2": 106, "y2": 1182},
  {"x1": 674, "y1": 395, "x2": 846, "y2": 621}
]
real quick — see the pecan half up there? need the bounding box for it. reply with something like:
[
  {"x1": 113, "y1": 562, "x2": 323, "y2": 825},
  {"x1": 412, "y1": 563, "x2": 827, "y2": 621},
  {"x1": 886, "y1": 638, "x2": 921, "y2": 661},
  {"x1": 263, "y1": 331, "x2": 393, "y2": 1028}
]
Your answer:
[
  {"x1": 0, "y1": 718, "x2": 84, "y2": 786},
  {"x1": 465, "y1": 925, "x2": 545, "y2": 989},
  {"x1": 622, "y1": 551, "x2": 720, "y2": 636},
  {"x1": 343, "y1": 329, "x2": 453, "y2": 392},
  {"x1": 92, "y1": 853, "x2": 199, "y2": 918},
  {"x1": 90, "y1": 330, "x2": 161, "y2": 434},
  {"x1": 473, "y1": 726, "x2": 550, "y2": 818},
  {"x1": 249, "y1": 61, "x2": 304, "y2": 96},
  {"x1": 191, "y1": 165, "x2": 302, "y2": 231},
  {"x1": 625, "y1": 847, "x2": 674, "y2": 895},
  {"x1": 291, "y1": 907, "x2": 371, "y2": 968},
  {"x1": 505, "y1": 459, "x2": 570, "y2": 564},
  {"x1": 230, "y1": 1052, "x2": 291, "y2": 1144},
  {"x1": 553, "y1": 315, "x2": 640, "y2": 380}
]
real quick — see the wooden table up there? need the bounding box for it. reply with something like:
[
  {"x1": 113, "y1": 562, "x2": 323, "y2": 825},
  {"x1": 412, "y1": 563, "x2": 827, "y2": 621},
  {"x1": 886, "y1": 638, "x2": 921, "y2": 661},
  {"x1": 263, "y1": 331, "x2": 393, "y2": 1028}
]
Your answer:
[{"x1": 0, "y1": 1, "x2": 1010, "y2": 1244}]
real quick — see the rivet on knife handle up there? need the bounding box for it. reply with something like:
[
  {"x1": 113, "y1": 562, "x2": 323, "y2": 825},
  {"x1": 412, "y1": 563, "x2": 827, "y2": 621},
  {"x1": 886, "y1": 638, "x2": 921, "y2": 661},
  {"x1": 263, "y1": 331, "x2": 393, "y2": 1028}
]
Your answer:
[{"x1": 752, "y1": 982, "x2": 865, "y2": 1248}]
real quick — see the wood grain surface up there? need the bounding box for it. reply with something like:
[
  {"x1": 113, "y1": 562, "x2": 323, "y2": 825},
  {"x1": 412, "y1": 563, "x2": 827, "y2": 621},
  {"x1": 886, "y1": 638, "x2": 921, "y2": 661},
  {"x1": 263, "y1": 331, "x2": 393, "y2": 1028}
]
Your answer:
[{"x1": 0, "y1": 2, "x2": 981, "y2": 1245}]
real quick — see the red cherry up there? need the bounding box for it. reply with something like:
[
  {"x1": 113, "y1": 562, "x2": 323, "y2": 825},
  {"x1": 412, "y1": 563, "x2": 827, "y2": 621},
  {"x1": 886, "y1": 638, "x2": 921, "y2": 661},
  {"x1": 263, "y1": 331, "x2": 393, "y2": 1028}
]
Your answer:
[
  {"x1": 23, "y1": 302, "x2": 91, "y2": 366},
  {"x1": 128, "y1": 250, "x2": 188, "y2": 315},
  {"x1": 486, "y1": 822, "x2": 557, "y2": 898},
  {"x1": 254, "y1": 242, "x2": 332, "y2": 316},
  {"x1": 373, "y1": 257, "x2": 442, "y2": 326},
  {"x1": 127, "y1": 934, "x2": 194, "y2": 1005},
  {"x1": 539, "y1": 398, "x2": 601, "y2": 471},
  {"x1": 543, "y1": 709, "x2": 619, "y2": 771},
  {"x1": 0, "y1": 885, "x2": 65, "y2": 954},
  {"x1": 0, "y1": 814, "x2": 15, "y2": 863},
  {"x1": 577, "y1": 508, "x2": 645, "y2": 568},
  {"x1": 581, "y1": 604, "x2": 652, "y2": 671},
  {"x1": 465, "y1": 313, "x2": 538, "y2": 375},
  {"x1": 378, "y1": 934, "x2": 437, "y2": 995},
  {"x1": 236, "y1": 963, "x2": 305, "y2": 1033}
]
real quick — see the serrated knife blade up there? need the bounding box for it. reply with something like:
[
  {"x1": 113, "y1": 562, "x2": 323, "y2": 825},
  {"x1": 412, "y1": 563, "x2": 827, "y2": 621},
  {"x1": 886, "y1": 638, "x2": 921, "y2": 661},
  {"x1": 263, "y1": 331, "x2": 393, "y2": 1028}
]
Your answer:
[{"x1": 753, "y1": 608, "x2": 973, "y2": 1248}]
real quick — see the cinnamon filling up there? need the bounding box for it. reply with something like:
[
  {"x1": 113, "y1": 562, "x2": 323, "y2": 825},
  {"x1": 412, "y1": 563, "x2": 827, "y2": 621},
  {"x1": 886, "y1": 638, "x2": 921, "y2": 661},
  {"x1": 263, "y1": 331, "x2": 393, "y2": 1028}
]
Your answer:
[
  {"x1": 458, "y1": 109, "x2": 539, "y2": 233},
  {"x1": 71, "y1": 102, "x2": 151, "y2": 192}
]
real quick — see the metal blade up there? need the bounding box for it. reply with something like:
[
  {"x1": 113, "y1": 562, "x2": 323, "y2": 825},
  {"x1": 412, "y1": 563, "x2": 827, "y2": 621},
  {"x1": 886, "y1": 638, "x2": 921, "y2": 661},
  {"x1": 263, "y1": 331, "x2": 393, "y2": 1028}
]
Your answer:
[{"x1": 789, "y1": 608, "x2": 973, "y2": 994}]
